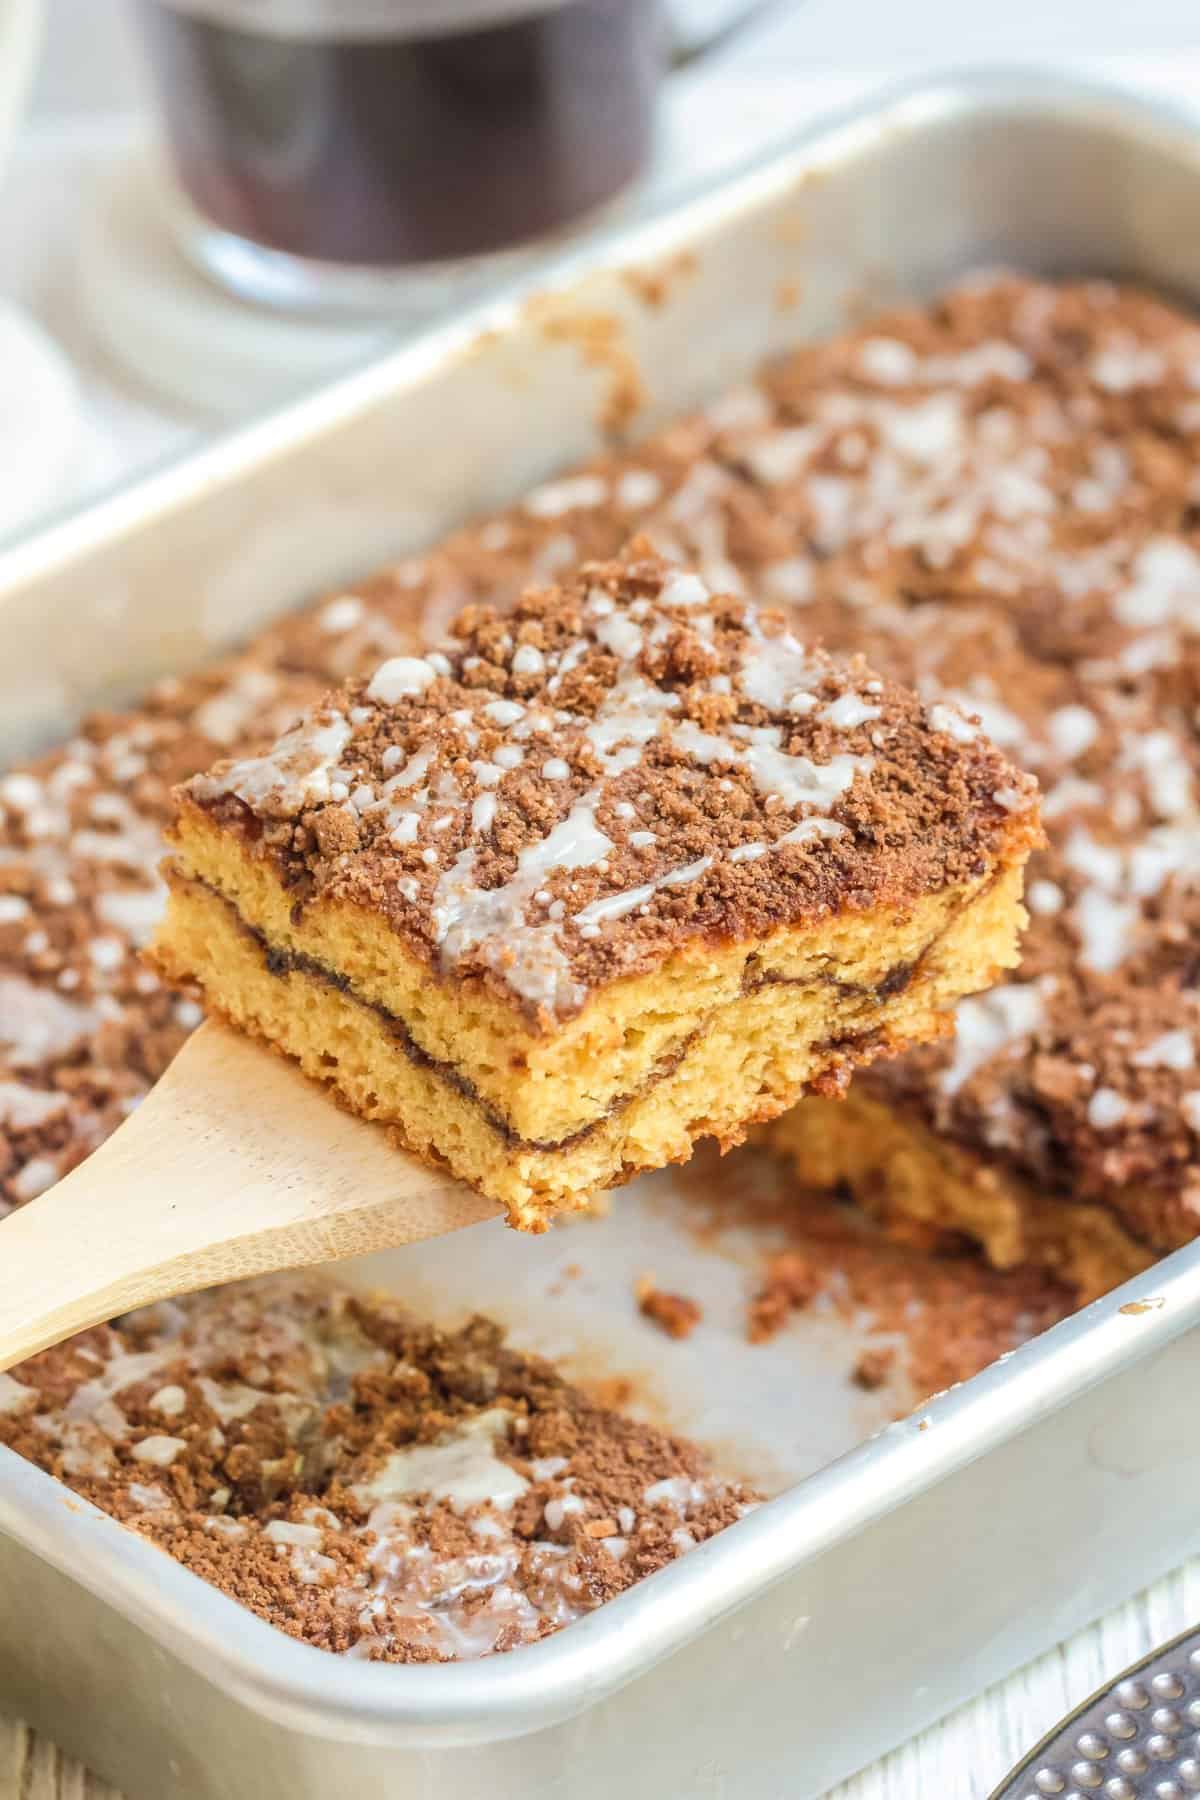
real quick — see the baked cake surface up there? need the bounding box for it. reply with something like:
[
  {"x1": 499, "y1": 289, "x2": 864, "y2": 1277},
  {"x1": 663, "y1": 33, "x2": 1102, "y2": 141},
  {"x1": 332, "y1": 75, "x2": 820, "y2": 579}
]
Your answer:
[
  {"x1": 730, "y1": 280, "x2": 1200, "y2": 1296},
  {"x1": 150, "y1": 553, "x2": 1038, "y2": 1228},
  {"x1": 0, "y1": 1275, "x2": 758, "y2": 1661},
  {"x1": 2, "y1": 275, "x2": 1198, "y2": 1302}
]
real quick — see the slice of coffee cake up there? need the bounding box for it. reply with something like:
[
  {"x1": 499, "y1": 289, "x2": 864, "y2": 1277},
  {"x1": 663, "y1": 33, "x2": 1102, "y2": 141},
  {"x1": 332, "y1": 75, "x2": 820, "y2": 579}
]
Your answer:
[{"x1": 150, "y1": 553, "x2": 1040, "y2": 1228}]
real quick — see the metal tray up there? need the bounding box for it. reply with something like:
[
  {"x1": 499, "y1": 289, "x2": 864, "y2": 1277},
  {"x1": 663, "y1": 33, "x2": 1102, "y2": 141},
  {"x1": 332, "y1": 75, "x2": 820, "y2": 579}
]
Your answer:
[{"x1": 4, "y1": 67, "x2": 1200, "y2": 1800}]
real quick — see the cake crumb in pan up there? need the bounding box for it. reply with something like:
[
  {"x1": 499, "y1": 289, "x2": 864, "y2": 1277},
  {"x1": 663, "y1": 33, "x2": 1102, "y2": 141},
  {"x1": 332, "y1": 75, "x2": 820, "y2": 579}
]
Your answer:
[{"x1": 0, "y1": 1277, "x2": 759, "y2": 1662}]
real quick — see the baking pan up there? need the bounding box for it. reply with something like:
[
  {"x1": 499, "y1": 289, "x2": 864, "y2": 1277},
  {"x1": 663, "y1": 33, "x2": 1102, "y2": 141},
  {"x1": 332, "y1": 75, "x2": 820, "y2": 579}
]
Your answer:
[{"x1": 4, "y1": 67, "x2": 1200, "y2": 1800}]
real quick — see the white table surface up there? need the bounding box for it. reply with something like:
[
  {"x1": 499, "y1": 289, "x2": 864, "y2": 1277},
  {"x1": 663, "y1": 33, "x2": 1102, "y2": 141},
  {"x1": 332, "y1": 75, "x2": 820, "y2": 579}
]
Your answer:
[{"x1": 5, "y1": 5, "x2": 1200, "y2": 1796}]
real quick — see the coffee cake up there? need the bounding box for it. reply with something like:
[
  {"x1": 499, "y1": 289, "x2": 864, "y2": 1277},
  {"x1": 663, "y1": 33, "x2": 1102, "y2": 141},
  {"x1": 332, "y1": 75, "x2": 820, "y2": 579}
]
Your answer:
[
  {"x1": 733, "y1": 279, "x2": 1200, "y2": 1298},
  {"x1": 150, "y1": 554, "x2": 1038, "y2": 1228},
  {"x1": 2, "y1": 273, "x2": 1198, "y2": 1302},
  {"x1": 0, "y1": 1276, "x2": 758, "y2": 1661}
]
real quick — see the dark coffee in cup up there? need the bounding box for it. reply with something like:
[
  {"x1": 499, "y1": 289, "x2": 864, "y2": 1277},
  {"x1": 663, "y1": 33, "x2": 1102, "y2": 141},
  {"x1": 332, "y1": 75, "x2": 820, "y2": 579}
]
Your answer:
[{"x1": 136, "y1": 0, "x2": 664, "y2": 306}]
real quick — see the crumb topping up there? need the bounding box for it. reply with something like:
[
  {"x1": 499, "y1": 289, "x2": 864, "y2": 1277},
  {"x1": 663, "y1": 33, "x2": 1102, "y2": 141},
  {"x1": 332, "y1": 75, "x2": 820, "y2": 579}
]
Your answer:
[
  {"x1": 0, "y1": 273, "x2": 1196, "y2": 1247},
  {"x1": 183, "y1": 554, "x2": 1033, "y2": 1022},
  {"x1": 677, "y1": 1143, "x2": 1073, "y2": 1400},
  {"x1": 721, "y1": 279, "x2": 1200, "y2": 1241},
  {"x1": 0, "y1": 598, "x2": 424, "y2": 1215},
  {"x1": 635, "y1": 1276, "x2": 703, "y2": 1340},
  {"x1": 0, "y1": 1277, "x2": 757, "y2": 1661}
]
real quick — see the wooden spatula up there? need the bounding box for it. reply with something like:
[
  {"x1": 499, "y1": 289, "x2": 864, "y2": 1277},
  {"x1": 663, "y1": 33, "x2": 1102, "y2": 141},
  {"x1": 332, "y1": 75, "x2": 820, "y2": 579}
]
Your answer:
[{"x1": 0, "y1": 1021, "x2": 499, "y2": 1373}]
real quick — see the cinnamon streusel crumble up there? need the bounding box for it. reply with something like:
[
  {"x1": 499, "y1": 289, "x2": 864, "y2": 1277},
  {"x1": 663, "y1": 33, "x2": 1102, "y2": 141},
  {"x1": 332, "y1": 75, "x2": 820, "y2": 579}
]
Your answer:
[{"x1": 0, "y1": 1276, "x2": 757, "y2": 1661}]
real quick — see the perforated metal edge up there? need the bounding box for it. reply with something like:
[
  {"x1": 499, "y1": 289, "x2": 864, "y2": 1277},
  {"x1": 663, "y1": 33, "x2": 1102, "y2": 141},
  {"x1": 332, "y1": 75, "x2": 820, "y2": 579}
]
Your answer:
[{"x1": 990, "y1": 1624, "x2": 1200, "y2": 1800}]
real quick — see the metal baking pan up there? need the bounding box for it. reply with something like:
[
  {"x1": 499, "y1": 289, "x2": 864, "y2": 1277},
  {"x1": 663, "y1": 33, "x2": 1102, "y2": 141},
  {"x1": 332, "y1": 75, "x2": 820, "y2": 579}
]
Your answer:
[{"x1": 4, "y1": 67, "x2": 1200, "y2": 1800}]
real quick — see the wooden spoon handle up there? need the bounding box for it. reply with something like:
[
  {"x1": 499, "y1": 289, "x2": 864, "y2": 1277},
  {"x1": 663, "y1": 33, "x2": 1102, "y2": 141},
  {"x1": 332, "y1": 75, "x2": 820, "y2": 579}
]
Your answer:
[{"x1": 0, "y1": 1021, "x2": 497, "y2": 1371}]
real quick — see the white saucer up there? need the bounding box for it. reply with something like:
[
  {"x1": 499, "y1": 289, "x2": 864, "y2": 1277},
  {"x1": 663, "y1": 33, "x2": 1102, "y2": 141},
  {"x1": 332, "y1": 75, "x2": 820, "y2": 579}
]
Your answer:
[
  {"x1": 78, "y1": 149, "x2": 390, "y2": 421},
  {"x1": 0, "y1": 299, "x2": 80, "y2": 539}
]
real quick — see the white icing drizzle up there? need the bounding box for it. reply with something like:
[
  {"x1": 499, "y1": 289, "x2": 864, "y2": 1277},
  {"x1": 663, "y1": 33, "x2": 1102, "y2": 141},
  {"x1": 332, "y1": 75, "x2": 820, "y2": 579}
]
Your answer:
[
  {"x1": 192, "y1": 714, "x2": 351, "y2": 816},
  {"x1": 1027, "y1": 879, "x2": 1064, "y2": 916},
  {"x1": 1118, "y1": 729, "x2": 1194, "y2": 820},
  {"x1": 880, "y1": 393, "x2": 965, "y2": 464},
  {"x1": 352, "y1": 1407, "x2": 529, "y2": 1514},
  {"x1": 470, "y1": 793, "x2": 497, "y2": 836},
  {"x1": 616, "y1": 468, "x2": 662, "y2": 509},
  {"x1": 96, "y1": 884, "x2": 167, "y2": 946},
  {"x1": 582, "y1": 677, "x2": 680, "y2": 772},
  {"x1": 1040, "y1": 776, "x2": 1105, "y2": 823},
  {"x1": 775, "y1": 816, "x2": 846, "y2": 849},
  {"x1": 0, "y1": 1372, "x2": 36, "y2": 1415},
  {"x1": 1091, "y1": 343, "x2": 1166, "y2": 392},
  {"x1": 193, "y1": 669, "x2": 280, "y2": 747},
  {"x1": 858, "y1": 337, "x2": 917, "y2": 384},
  {"x1": 1113, "y1": 537, "x2": 1200, "y2": 632},
  {"x1": 706, "y1": 382, "x2": 771, "y2": 432},
  {"x1": 12, "y1": 1157, "x2": 58, "y2": 1201},
  {"x1": 943, "y1": 689, "x2": 1029, "y2": 754},
  {"x1": 132, "y1": 1434, "x2": 187, "y2": 1467},
  {"x1": 764, "y1": 558, "x2": 814, "y2": 603},
  {"x1": 821, "y1": 693, "x2": 882, "y2": 730},
  {"x1": 0, "y1": 977, "x2": 98, "y2": 1068},
  {"x1": 150, "y1": 1385, "x2": 187, "y2": 1418},
  {"x1": 1072, "y1": 886, "x2": 1140, "y2": 974},
  {"x1": 1133, "y1": 1030, "x2": 1195, "y2": 1072},
  {"x1": 740, "y1": 426, "x2": 821, "y2": 487},
  {"x1": 734, "y1": 363, "x2": 1068, "y2": 573},
  {"x1": 1087, "y1": 1086, "x2": 1129, "y2": 1129},
  {"x1": 928, "y1": 703, "x2": 979, "y2": 743},
  {"x1": 56, "y1": 1348, "x2": 179, "y2": 1474},
  {"x1": 319, "y1": 594, "x2": 365, "y2": 634},
  {"x1": 674, "y1": 721, "x2": 867, "y2": 812},
  {"x1": 738, "y1": 629, "x2": 822, "y2": 714},
  {"x1": 382, "y1": 744, "x2": 434, "y2": 793},
  {"x1": 543, "y1": 1492, "x2": 587, "y2": 1531},
  {"x1": 524, "y1": 474, "x2": 608, "y2": 519},
  {"x1": 266, "y1": 1520, "x2": 324, "y2": 1548},
  {"x1": 658, "y1": 571, "x2": 709, "y2": 609},
  {"x1": 574, "y1": 856, "x2": 712, "y2": 933},
  {"x1": 1047, "y1": 705, "x2": 1099, "y2": 761},
  {"x1": 0, "y1": 1081, "x2": 68, "y2": 1130},
  {"x1": 941, "y1": 983, "x2": 1045, "y2": 1096},
  {"x1": 368, "y1": 658, "x2": 436, "y2": 703},
  {"x1": 433, "y1": 798, "x2": 614, "y2": 1011},
  {"x1": 594, "y1": 612, "x2": 644, "y2": 661},
  {"x1": 643, "y1": 1475, "x2": 711, "y2": 1508},
  {"x1": 1058, "y1": 812, "x2": 1197, "y2": 975},
  {"x1": 484, "y1": 699, "x2": 525, "y2": 728}
]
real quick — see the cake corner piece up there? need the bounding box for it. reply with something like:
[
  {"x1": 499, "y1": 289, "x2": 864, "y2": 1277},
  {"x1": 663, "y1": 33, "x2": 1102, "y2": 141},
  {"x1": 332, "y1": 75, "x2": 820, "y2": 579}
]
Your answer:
[{"x1": 149, "y1": 551, "x2": 1040, "y2": 1230}]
